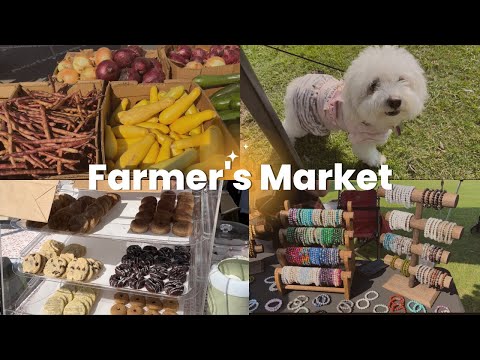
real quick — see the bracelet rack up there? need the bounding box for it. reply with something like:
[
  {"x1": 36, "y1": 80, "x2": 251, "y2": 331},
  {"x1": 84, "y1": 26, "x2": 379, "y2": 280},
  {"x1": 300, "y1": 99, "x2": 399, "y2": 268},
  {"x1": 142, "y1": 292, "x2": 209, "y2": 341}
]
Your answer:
[
  {"x1": 377, "y1": 187, "x2": 463, "y2": 307},
  {"x1": 274, "y1": 201, "x2": 355, "y2": 299}
]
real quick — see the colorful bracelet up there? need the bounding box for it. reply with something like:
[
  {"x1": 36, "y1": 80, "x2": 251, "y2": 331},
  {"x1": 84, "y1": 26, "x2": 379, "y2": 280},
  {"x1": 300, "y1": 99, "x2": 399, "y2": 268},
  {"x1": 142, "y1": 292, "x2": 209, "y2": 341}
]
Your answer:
[
  {"x1": 249, "y1": 299, "x2": 259, "y2": 313},
  {"x1": 264, "y1": 298, "x2": 283, "y2": 312}
]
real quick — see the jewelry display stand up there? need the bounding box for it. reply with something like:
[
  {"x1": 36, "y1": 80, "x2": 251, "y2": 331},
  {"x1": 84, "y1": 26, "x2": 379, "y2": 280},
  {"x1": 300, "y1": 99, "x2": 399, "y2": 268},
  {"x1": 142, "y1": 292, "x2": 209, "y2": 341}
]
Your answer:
[
  {"x1": 273, "y1": 202, "x2": 355, "y2": 299},
  {"x1": 377, "y1": 187, "x2": 463, "y2": 308}
]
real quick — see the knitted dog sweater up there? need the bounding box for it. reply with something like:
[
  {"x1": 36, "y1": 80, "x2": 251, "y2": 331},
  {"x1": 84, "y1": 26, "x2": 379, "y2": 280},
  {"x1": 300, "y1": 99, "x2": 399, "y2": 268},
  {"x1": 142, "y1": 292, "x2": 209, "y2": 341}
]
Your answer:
[{"x1": 290, "y1": 74, "x2": 390, "y2": 144}]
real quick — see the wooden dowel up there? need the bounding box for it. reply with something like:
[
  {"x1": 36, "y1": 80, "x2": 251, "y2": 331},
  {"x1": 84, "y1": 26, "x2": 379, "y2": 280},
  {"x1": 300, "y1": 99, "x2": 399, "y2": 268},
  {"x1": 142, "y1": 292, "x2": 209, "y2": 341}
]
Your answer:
[
  {"x1": 377, "y1": 187, "x2": 459, "y2": 208},
  {"x1": 384, "y1": 211, "x2": 463, "y2": 240},
  {"x1": 279, "y1": 209, "x2": 354, "y2": 228},
  {"x1": 379, "y1": 234, "x2": 450, "y2": 264},
  {"x1": 276, "y1": 248, "x2": 351, "y2": 267},
  {"x1": 254, "y1": 244, "x2": 264, "y2": 254},
  {"x1": 383, "y1": 254, "x2": 452, "y2": 289}
]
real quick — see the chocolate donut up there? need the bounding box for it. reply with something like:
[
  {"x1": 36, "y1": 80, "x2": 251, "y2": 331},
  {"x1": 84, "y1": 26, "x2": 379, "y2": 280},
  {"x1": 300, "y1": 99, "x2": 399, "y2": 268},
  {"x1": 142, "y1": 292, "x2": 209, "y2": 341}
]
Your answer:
[
  {"x1": 126, "y1": 245, "x2": 142, "y2": 256},
  {"x1": 139, "y1": 252, "x2": 155, "y2": 266},
  {"x1": 139, "y1": 203, "x2": 157, "y2": 213},
  {"x1": 135, "y1": 211, "x2": 154, "y2": 222},
  {"x1": 158, "y1": 247, "x2": 174, "y2": 259},
  {"x1": 156, "y1": 200, "x2": 176, "y2": 213},
  {"x1": 175, "y1": 203, "x2": 194, "y2": 215},
  {"x1": 153, "y1": 211, "x2": 172, "y2": 224},
  {"x1": 175, "y1": 246, "x2": 190, "y2": 253},
  {"x1": 117, "y1": 277, "x2": 129, "y2": 288},
  {"x1": 145, "y1": 278, "x2": 164, "y2": 293},
  {"x1": 130, "y1": 219, "x2": 150, "y2": 234},
  {"x1": 128, "y1": 276, "x2": 146, "y2": 289},
  {"x1": 132, "y1": 263, "x2": 150, "y2": 277},
  {"x1": 169, "y1": 267, "x2": 187, "y2": 283},
  {"x1": 150, "y1": 265, "x2": 169, "y2": 280},
  {"x1": 143, "y1": 245, "x2": 158, "y2": 254},
  {"x1": 150, "y1": 222, "x2": 171, "y2": 235},
  {"x1": 121, "y1": 254, "x2": 136, "y2": 266},
  {"x1": 177, "y1": 191, "x2": 194, "y2": 202},
  {"x1": 172, "y1": 264, "x2": 190, "y2": 273},
  {"x1": 154, "y1": 257, "x2": 172, "y2": 268},
  {"x1": 141, "y1": 196, "x2": 157, "y2": 205},
  {"x1": 115, "y1": 263, "x2": 133, "y2": 277},
  {"x1": 172, "y1": 221, "x2": 193, "y2": 237},
  {"x1": 173, "y1": 250, "x2": 191, "y2": 262},
  {"x1": 109, "y1": 274, "x2": 122, "y2": 287},
  {"x1": 161, "y1": 190, "x2": 177, "y2": 199},
  {"x1": 164, "y1": 280, "x2": 184, "y2": 296}
]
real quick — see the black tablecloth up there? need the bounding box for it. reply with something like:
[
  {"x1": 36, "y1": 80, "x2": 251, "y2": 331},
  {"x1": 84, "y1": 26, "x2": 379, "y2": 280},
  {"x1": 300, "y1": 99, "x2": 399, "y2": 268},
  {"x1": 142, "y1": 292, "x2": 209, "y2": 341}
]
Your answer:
[{"x1": 250, "y1": 246, "x2": 464, "y2": 314}]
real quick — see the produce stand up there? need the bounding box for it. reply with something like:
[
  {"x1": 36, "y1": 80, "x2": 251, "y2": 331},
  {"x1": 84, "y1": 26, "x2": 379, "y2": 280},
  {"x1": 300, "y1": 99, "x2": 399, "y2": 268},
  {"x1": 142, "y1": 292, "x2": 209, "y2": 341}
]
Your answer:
[{"x1": 0, "y1": 180, "x2": 222, "y2": 315}]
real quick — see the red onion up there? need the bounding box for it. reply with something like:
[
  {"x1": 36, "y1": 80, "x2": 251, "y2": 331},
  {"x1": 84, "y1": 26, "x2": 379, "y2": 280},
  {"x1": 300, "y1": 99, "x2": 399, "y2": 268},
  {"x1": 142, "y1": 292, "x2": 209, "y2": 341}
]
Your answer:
[
  {"x1": 150, "y1": 58, "x2": 163, "y2": 71},
  {"x1": 113, "y1": 49, "x2": 137, "y2": 68},
  {"x1": 192, "y1": 56, "x2": 205, "y2": 64},
  {"x1": 95, "y1": 60, "x2": 120, "y2": 81},
  {"x1": 127, "y1": 45, "x2": 146, "y2": 57},
  {"x1": 223, "y1": 48, "x2": 240, "y2": 64},
  {"x1": 119, "y1": 68, "x2": 141, "y2": 82},
  {"x1": 169, "y1": 51, "x2": 189, "y2": 67},
  {"x1": 209, "y1": 45, "x2": 224, "y2": 57},
  {"x1": 176, "y1": 45, "x2": 192, "y2": 59},
  {"x1": 191, "y1": 47, "x2": 207, "y2": 61},
  {"x1": 142, "y1": 68, "x2": 165, "y2": 83},
  {"x1": 131, "y1": 57, "x2": 152, "y2": 75}
]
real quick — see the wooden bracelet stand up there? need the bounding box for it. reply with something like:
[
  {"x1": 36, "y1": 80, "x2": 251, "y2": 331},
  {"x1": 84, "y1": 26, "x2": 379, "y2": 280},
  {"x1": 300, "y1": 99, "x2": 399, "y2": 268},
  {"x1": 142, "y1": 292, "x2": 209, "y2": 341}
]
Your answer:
[
  {"x1": 274, "y1": 202, "x2": 355, "y2": 299},
  {"x1": 377, "y1": 187, "x2": 462, "y2": 308},
  {"x1": 274, "y1": 267, "x2": 352, "y2": 299}
]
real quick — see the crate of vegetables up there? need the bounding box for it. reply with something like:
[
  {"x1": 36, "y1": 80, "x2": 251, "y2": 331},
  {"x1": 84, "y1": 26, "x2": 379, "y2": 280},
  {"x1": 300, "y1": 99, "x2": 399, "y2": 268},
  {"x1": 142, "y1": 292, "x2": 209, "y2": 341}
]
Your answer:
[
  {"x1": 54, "y1": 46, "x2": 170, "y2": 85},
  {"x1": 0, "y1": 83, "x2": 20, "y2": 103},
  {"x1": 0, "y1": 80, "x2": 104, "y2": 179},
  {"x1": 101, "y1": 81, "x2": 239, "y2": 175},
  {"x1": 161, "y1": 45, "x2": 240, "y2": 80}
]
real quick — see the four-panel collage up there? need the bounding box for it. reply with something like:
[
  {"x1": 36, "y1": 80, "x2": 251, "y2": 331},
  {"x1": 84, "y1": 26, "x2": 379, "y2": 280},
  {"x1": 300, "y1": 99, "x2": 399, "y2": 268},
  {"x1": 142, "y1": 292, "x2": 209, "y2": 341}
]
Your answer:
[{"x1": 0, "y1": 45, "x2": 478, "y2": 316}]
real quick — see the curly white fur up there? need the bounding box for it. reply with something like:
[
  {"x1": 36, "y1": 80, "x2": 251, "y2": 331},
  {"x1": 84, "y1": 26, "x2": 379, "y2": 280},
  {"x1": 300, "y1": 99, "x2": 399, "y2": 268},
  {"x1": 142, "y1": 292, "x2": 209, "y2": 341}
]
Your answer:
[{"x1": 283, "y1": 46, "x2": 428, "y2": 167}]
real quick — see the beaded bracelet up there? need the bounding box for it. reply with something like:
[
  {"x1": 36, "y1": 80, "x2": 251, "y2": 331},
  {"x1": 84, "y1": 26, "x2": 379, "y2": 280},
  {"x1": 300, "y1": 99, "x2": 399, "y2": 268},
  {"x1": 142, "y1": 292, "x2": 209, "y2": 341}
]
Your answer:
[
  {"x1": 389, "y1": 210, "x2": 413, "y2": 231},
  {"x1": 401, "y1": 259, "x2": 410, "y2": 277},
  {"x1": 264, "y1": 276, "x2": 275, "y2": 284},
  {"x1": 364, "y1": 290, "x2": 379, "y2": 301},
  {"x1": 407, "y1": 300, "x2": 427, "y2": 313},
  {"x1": 312, "y1": 294, "x2": 331, "y2": 307},
  {"x1": 269, "y1": 283, "x2": 278, "y2": 292},
  {"x1": 434, "y1": 305, "x2": 450, "y2": 313},
  {"x1": 286, "y1": 227, "x2": 345, "y2": 247},
  {"x1": 249, "y1": 299, "x2": 259, "y2": 313},
  {"x1": 337, "y1": 300, "x2": 354, "y2": 313},
  {"x1": 373, "y1": 304, "x2": 389, "y2": 313},
  {"x1": 287, "y1": 209, "x2": 344, "y2": 227},
  {"x1": 294, "y1": 306, "x2": 310, "y2": 313},
  {"x1": 356, "y1": 298, "x2": 370, "y2": 310},
  {"x1": 281, "y1": 266, "x2": 343, "y2": 287},
  {"x1": 285, "y1": 247, "x2": 341, "y2": 267},
  {"x1": 385, "y1": 184, "x2": 415, "y2": 208},
  {"x1": 421, "y1": 188, "x2": 430, "y2": 207},
  {"x1": 265, "y1": 299, "x2": 283, "y2": 312}
]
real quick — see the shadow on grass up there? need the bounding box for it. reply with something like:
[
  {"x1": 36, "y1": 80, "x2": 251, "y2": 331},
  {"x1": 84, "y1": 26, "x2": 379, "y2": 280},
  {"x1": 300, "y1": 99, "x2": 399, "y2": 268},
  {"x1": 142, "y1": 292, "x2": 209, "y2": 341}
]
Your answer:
[{"x1": 461, "y1": 283, "x2": 480, "y2": 313}]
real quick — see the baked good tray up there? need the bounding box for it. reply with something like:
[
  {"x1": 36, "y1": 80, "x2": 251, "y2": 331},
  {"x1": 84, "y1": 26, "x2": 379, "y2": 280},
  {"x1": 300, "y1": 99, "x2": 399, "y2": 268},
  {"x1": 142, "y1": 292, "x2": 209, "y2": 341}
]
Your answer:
[
  {"x1": 14, "y1": 233, "x2": 191, "y2": 300},
  {"x1": 11, "y1": 189, "x2": 195, "y2": 245}
]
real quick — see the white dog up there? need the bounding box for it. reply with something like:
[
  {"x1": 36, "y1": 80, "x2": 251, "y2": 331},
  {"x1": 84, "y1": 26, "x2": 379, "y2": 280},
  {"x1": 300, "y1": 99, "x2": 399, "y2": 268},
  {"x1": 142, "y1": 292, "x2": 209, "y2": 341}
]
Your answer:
[{"x1": 283, "y1": 46, "x2": 427, "y2": 167}]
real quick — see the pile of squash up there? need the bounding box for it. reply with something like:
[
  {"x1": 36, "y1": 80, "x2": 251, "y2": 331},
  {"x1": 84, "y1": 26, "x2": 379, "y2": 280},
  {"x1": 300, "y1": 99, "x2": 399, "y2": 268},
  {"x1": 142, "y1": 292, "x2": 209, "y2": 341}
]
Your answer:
[{"x1": 105, "y1": 85, "x2": 225, "y2": 172}]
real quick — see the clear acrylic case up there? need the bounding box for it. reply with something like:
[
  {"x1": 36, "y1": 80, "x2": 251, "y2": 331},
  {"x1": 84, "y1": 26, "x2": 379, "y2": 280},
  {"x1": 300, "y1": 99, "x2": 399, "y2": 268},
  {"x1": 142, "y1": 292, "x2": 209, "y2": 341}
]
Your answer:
[{"x1": 1, "y1": 181, "x2": 222, "y2": 315}]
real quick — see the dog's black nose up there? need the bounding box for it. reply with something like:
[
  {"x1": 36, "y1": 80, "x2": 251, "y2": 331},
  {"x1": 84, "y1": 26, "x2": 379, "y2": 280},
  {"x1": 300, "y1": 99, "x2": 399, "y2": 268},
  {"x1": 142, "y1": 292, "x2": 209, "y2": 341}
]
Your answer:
[{"x1": 387, "y1": 98, "x2": 401, "y2": 109}]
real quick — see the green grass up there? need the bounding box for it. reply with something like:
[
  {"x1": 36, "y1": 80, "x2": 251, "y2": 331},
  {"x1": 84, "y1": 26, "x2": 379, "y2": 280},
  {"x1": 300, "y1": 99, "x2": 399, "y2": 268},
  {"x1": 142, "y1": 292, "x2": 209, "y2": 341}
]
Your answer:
[
  {"x1": 241, "y1": 45, "x2": 480, "y2": 179},
  {"x1": 317, "y1": 180, "x2": 480, "y2": 312}
]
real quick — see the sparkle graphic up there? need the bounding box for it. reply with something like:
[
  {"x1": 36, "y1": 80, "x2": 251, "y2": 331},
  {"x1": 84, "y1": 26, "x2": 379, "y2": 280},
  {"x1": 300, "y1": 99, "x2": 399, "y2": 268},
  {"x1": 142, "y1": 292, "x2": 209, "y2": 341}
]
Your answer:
[
  {"x1": 243, "y1": 143, "x2": 249, "y2": 149},
  {"x1": 227, "y1": 151, "x2": 238, "y2": 162}
]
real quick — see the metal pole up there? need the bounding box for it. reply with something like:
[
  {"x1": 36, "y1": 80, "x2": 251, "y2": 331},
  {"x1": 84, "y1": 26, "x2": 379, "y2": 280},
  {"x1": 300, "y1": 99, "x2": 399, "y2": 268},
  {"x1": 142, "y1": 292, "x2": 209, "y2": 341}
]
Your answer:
[{"x1": 446, "y1": 180, "x2": 463, "y2": 221}]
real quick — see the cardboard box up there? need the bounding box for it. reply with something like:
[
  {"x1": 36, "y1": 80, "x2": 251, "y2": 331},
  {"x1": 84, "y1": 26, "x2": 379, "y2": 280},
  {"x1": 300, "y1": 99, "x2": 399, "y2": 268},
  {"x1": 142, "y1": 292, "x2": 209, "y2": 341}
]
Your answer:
[
  {"x1": 0, "y1": 83, "x2": 20, "y2": 102},
  {"x1": 1, "y1": 80, "x2": 104, "y2": 179},
  {"x1": 160, "y1": 45, "x2": 240, "y2": 80},
  {"x1": 53, "y1": 48, "x2": 171, "y2": 82},
  {"x1": 101, "y1": 81, "x2": 240, "y2": 175}
]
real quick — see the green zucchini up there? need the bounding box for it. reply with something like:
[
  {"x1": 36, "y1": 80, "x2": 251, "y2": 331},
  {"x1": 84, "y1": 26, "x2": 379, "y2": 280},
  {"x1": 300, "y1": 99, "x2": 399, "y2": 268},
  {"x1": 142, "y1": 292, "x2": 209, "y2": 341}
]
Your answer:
[
  {"x1": 211, "y1": 92, "x2": 240, "y2": 111},
  {"x1": 210, "y1": 83, "x2": 240, "y2": 100},
  {"x1": 229, "y1": 98, "x2": 240, "y2": 110},
  {"x1": 193, "y1": 73, "x2": 240, "y2": 89},
  {"x1": 218, "y1": 110, "x2": 240, "y2": 122}
]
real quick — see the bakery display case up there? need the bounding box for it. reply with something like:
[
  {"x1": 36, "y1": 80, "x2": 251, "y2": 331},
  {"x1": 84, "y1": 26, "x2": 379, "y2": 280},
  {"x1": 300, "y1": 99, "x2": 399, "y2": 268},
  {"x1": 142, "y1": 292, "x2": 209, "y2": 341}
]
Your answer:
[{"x1": 0, "y1": 181, "x2": 222, "y2": 315}]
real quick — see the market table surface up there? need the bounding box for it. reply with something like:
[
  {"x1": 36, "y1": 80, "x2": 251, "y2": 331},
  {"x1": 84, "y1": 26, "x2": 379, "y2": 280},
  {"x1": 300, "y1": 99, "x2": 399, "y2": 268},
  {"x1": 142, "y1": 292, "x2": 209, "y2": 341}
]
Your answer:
[{"x1": 249, "y1": 240, "x2": 465, "y2": 314}]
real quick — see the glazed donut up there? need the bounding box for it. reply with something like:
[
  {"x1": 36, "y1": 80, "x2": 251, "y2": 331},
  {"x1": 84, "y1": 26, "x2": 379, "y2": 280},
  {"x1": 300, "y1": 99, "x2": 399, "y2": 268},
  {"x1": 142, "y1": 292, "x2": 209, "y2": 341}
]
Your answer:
[
  {"x1": 153, "y1": 210, "x2": 172, "y2": 224},
  {"x1": 150, "y1": 222, "x2": 171, "y2": 235},
  {"x1": 130, "y1": 219, "x2": 150, "y2": 233},
  {"x1": 173, "y1": 212, "x2": 192, "y2": 223},
  {"x1": 139, "y1": 203, "x2": 157, "y2": 213},
  {"x1": 177, "y1": 191, "x2": 194, "y2": 202},
  {"x1": 156, "y1": 199, "x2": 176, "y2": 212},
  {"x1": 172, "y1": 221, "x2": 193, "y2": 237},
  {"x1": 161, "y1": 190, "x2": 177, "y2": 200}
]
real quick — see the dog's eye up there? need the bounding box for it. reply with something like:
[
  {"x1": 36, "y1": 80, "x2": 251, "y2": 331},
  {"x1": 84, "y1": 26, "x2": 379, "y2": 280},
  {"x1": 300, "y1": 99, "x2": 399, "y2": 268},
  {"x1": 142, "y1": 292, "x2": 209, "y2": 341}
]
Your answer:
[
  {"x1": 399, "y1": 77, "x2": 405, "y2": 82},
  {"x1": 368, "y1": 79, "x2": 379, "y2": 94}
]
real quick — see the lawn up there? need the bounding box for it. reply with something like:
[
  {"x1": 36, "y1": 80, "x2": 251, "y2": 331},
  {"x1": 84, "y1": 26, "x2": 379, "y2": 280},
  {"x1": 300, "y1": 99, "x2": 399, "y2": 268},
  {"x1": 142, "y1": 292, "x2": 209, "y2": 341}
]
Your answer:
[
  {"x1": 241, "y1": 45, "x2": 480, "y2": 179},
  {"x1": 316, "y1": 180, "x2": 480, "y2": 312}
]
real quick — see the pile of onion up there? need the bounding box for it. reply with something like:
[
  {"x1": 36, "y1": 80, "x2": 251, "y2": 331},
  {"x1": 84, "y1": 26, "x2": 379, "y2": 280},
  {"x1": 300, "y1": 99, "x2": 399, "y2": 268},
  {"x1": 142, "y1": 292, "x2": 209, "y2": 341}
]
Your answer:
[{"x1": 168, "y1": 45, "x2": 240, "y2": 68}]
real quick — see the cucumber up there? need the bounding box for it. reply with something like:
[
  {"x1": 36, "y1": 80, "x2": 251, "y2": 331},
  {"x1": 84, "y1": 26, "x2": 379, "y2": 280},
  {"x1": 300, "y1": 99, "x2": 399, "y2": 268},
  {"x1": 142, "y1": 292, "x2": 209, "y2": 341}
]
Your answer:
[
  {"x1": 218, "y1": 110, "x2": 240, "y2": 122},
  {"x1": 229, "y1": 98, "x2": 240, "y2": 110},
  {"x1": 193, "y1": 73, "x2": 240, "y2": 89},
  {"x1": 211, "y1": 92, "x2": 240, "y2": 111},
  {"x1": 210, "y1": 83, "x2": 240, "y2": 100}
]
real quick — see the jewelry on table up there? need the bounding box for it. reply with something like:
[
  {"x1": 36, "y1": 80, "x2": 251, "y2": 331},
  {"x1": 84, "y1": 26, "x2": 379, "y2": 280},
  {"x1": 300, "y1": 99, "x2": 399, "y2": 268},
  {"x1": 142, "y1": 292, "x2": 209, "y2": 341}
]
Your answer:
[
  {"x1": 264, "y1": 298, "x2": 283, "y2": 313},
  {"x1": 373, "y1": 304, "x2": 389, "y2": 313},
  {"x1": 385, "y1": 184, "x2": 415, "y2": 208},
  {"x1": 364, "y1": 290, "x2": 379, "y2": 301},
  {"x1": 264, "y1": 276, "x2": 275, "y2": 284},
  {"x1": 337, "y1": 300, "x2": 354, "y2": 313},
  {"x1": 407, "y1": 300, "x2": 427, "y2": 313},
  {"x1": 355, "y1": 298, "x2": 370, "y2": 310},
  {"x1": 294, "y1": 306, "x2": 310, "y2": 313},
  {"x1": 434, "y1": 305, "x2": 450, "y2": 313},
  {"x1": 249, "y1": 299, "x2": 259, "y2": 313},
  {"x1": 269, "y1": 283, "x2": 278, "y2": 292},
  {"x1": 312, "y1": 294, "x2": 331, "y2": 307}
]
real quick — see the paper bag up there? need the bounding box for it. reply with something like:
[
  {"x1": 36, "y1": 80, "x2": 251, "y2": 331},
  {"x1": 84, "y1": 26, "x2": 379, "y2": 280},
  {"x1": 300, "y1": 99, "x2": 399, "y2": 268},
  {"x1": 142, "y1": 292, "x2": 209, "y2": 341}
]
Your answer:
[{"x1": 0, "y1": 180, "x2": 59, "y2": 222}]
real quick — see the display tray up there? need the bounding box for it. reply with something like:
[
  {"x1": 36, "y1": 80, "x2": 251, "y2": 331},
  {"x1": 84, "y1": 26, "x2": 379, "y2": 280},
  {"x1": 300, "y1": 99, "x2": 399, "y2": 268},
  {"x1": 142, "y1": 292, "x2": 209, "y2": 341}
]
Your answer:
[
  {"x1": 14, "y1": 233, "x2": 191, "y2": 300},
  {"x1": 12, "y1": 280, "x2": 184, "y2": 315},
  {"x1": 12, "y1": 189, "x2": 194, "y2": 245}
]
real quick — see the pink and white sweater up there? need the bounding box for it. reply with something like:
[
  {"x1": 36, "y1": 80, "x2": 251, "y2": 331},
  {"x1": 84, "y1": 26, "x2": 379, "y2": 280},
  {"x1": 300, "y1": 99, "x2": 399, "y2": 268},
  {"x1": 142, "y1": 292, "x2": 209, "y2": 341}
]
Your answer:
[{"x1": 290, "y1": 74, "x2": 390, "y2": 144}]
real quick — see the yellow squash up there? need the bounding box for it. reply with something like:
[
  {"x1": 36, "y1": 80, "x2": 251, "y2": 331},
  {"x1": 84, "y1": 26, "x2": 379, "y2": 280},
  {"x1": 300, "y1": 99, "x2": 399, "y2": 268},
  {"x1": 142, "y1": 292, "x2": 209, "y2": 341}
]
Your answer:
[
  {"x1": 171, "y1": 148, "x2": 184, "y2": 156},
  {"x1": 115, "y1": 133, "x2": 156, "y2": 169},
  {"x1": 118, "y1": 97, "x2": 175, "y2": 125},
  {"x1": 140, "y1": 142, "x2": 160, "y2": 169},
  {"x1": 159, "y1": 87, "x2": 201, "y2": 125},
  {"x1": 150, "y1": 86, "x2": 158, "y2": 103},
  {"x1": 169, "y1": 110, "x2": 216, "y2": 135},
  {"x1": 165, "y1": 86, "x2": 185, "y2": 100},
  {"x1": 150, "y1": 129, "x2": 171, "y2": 145},
  {"x1": 189, "y1": 126, "x2": 202, "y2": 136},
  {"x1": 104, "y1": 125, "x2": 118, "y2": 160},
  {"x1": 186, "y1": 103, "x2": 198, "y2": 116},
  {"x1": 145, "y1": 117, "x2": 159, "y2": 123},
  {"x1": 173, "y1": 125, "x2": 222, "y2": 151},
  {"x1": 133, "y1": 99, "x2": 149, "y2": 108},
  {"x1": 112, "y1": 125, "x2": 150, "y2": 139},
  {"x1": 156, "y1": 138, "x2": 172, "y2": 162},
  {"x1": 137, "y1": 122, "x2": 170, "y2": 134},
  {"x1": 148, "y1": 148, "x2": 198, "y2": 171},
  {"x1": 199, "y1": 125, "x2": 224, "y2": 162},
  {"x1": 115, "y1": 138, "x2": 143, "y2": 161},
  {"x1": 110, "y1": 98, "x2": 129, "y2": 126}
]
